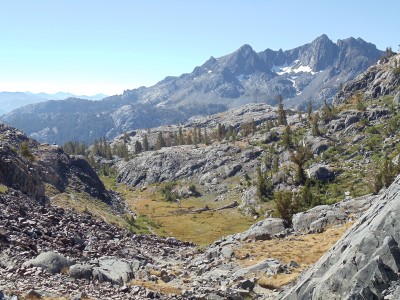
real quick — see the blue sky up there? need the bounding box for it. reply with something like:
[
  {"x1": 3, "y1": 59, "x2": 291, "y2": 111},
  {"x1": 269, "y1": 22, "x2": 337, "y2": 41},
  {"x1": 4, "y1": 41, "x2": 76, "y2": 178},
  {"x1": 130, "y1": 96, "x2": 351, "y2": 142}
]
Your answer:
[{"x1": 0, "y1": 0, "x2": 398, "y2": 95}]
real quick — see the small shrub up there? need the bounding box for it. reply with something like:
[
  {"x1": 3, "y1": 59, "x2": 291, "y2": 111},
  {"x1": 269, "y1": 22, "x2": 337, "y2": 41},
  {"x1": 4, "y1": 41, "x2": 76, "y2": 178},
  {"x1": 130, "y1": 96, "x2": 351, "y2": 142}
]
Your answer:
[
  {"x1": 160, "y1": 182, "x2": 177, "y2": 202},
  {"x1": 0, "y1": 184, "x2": 8, "y2": 194},
  {"x1": 20, "y1": 141, "x2": 35, "y2": 161}
]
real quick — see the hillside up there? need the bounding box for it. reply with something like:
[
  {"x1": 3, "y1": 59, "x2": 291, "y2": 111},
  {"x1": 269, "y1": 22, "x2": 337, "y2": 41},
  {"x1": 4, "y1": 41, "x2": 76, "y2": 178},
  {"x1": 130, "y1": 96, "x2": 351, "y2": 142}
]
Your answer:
[{"x1": 1, "y1": 35, "x2": 382, "y2": 144}]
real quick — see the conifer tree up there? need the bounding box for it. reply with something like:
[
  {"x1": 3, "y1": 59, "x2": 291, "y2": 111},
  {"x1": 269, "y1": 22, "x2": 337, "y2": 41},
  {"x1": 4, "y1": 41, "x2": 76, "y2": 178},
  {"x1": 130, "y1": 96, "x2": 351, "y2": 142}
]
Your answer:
[
  {"x1": 156, "y1": 132, "x2": 165, "y2": 149},
  {"x1": 307, "y1": 99, "x2": 313, "y2": 121},
  {"x1": 135, "y1": 140, "x2": 142, "y2": 154},
  {"x1": 143, "y1": 134, "x2": 149, "y2": 151},
  {"x1": 290, "y1": 145, "x2": 312, "y2": 185},
  {"x1": 173, "y1": 132, "x2": 179, "y2": 146},
  {"x1": 277, "y1": 95, "x2": 287, "y2": 126},
  {"x1": 178, "y1": 127, "x2": 184, "y2": 145},
  {"x1": 282, "y1": 125, "x2": 293, "y2": 149},
  {"x1": 312, "y1": 113, "x2": 321, "y2": 136}
]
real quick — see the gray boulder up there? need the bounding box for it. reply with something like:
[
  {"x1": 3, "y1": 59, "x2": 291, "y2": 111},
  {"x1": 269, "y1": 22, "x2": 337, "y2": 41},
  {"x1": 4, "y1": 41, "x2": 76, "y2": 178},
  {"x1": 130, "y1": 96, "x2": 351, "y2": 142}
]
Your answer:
[
  {"x1": 279, "y1": 174, "x2": 400, "y2": 299},
  {"x1": 233, "y1": 259, "x2": 286, "y2": 279},
  {"x1": 238, "y1": 186, "x2": 259, "y2": 216},
  {"x1": 225, "y1": 164, "x2": 242, "y2": 178},
  {"x1": 24, "y1": 251, "x2": 73, "y2": 274},
  {"x1": 239, "y1": 218, "x2": 286, "y2": 241},
  {"x1": 92, "y1": 257, "x2": 139, "y2": 285},
  {"x1": 292, "y1": 194, "x2": 376, "y2": 233},
  {"x1": 303, "y1": 136, "x2": 329, "y2": 155},
  {"x1": 306, "y1": 164, "x2": 335, "y2": 182},
  {"x1": 69, "y1": 264, "x2": 93, "y2": 281}
]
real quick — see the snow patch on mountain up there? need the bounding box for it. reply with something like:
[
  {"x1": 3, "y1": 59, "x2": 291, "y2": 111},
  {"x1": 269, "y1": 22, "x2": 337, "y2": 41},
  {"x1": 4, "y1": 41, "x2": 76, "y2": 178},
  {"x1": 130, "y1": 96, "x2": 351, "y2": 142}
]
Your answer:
[{"x1": 272, "y1": 60, "x2": 316, "y2": 76}]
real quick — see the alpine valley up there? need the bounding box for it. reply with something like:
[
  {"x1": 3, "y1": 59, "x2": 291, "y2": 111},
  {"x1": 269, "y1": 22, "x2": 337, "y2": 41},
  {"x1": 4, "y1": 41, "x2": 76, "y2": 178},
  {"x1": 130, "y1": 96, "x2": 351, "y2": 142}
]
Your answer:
[{"x1": 1, "y1": 39, "x2": 400, "y2": 299}]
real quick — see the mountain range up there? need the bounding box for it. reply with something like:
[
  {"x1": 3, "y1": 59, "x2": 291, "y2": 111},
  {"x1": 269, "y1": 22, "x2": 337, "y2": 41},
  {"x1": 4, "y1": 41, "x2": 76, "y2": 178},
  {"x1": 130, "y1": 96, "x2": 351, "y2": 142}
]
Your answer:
[
  {"x1": 0, "y1": 91, "x2": 107, "y2": 115},
  {"x1": 0, "y1": 34, "x2": 383, "y2": 144}
]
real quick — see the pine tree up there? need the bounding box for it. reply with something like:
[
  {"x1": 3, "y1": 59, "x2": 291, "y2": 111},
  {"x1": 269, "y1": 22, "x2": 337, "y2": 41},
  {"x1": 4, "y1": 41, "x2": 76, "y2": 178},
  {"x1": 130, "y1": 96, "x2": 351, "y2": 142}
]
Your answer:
[
  {"x1": 178, "y1": 128, "x2": 184, "y2": 145},
  {"x1": 312, "y1": 113, "x2": 320, "y2": 136},
  {"x1": 135, "y1": 140, "x2": 143, "y2": 154},
  {"x1": 277, "y1": 95, "x2": 287, "y2": 126},
  {"x1": 198, "y1": 128, "x2": 202, "y2": 143},
  {"x1": 173, "y1": 132, "x2": 179, "y2": 146},
  {"x1": 165, "y1": 132, "x2": 172, "y2": 147},
  {"x1": 274, "y1": 191, "x2": 296, "y2": 225},
  {"x1": 256, "y1": 168, "x2": 273, "y2": 201},
  {"x1": 156, "y1": 132, "x2": 165, "y2": 149},
  {"x1": 290, "y1": 146, "x2": 312, "y2": 185},
  {"x1": 143, "y1": 134, "x2": 149, "y2": 151},
  {"x1": 307, "y1": 99, "x2": 313, "y2": 122},
  {"x1": 297, "y1": 110, "x2": 302, "y2": 123},
  {"x1": 217, "y1": 123, "x2": 223, "y2": 141},
  {"x1": 282, "y1": 125, "x2": 293, "y2": 150}
]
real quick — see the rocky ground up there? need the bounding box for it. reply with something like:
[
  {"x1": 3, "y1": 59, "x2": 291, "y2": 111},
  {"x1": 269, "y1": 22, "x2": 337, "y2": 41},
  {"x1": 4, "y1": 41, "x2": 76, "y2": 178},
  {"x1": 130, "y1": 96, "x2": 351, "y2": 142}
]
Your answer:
[{"x1": 0, "y1": 180, "x2": 379, "y2": 300}]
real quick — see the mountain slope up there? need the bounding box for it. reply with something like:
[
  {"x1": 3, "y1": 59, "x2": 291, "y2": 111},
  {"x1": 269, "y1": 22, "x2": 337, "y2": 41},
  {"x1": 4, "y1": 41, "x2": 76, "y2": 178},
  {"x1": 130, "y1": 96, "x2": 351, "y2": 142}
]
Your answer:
[{"x1": 1, "y1": 35, "x2": 383, "y2": 144}]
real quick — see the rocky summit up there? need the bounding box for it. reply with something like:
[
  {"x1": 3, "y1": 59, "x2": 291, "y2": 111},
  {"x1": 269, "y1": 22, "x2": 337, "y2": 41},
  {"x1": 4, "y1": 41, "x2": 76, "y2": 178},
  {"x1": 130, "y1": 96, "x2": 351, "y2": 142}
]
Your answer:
[{"x1": 1, "y1": 35, "x2": 382, "y2": 144}]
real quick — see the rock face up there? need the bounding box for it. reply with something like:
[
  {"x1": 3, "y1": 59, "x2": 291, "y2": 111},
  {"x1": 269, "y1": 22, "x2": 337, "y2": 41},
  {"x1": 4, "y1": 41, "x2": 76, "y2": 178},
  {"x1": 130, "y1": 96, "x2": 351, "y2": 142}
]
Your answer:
[
  {"x1": 0, "y1": 123, "x2": 121, "y2": 210},
  {"x1": 117, "y1": 142, "x2": 261, "y2": 188},
  {"x1": 335, "y1": 53, "x2": 400, "y2": 105},
  {"x1": 280, "y1": 175, "x2": 400, "y2": 299},
  {"x1": 1, "y1": 35, "x2": 382, "y2": 144}
]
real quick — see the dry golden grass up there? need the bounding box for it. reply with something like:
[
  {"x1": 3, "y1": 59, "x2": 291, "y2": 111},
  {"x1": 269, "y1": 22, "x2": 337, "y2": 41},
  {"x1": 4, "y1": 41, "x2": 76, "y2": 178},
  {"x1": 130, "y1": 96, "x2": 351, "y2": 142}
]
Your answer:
[
  {"x1": 258, "y1": 271, "x2": 302, "y2": 290},
  {"x1": 123, "y1": 186, "x2": 255, "y2": 245},
  {"x1": 234, "y1": 222, "x2": 353, "y2": 288},
  {"x1": 130, "y1": 280, "x2": 182, "y2": 295},
  {"x1": 49, "y1": 188, "x2": 127, "y2": 229}
]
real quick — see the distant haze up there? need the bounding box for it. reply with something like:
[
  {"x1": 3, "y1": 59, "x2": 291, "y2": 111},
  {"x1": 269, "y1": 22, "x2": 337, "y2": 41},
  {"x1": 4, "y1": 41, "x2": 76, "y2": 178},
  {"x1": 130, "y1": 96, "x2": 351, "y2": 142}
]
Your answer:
[{"x1": 0, "y1": 91, "x2": 107, "y2": 115}]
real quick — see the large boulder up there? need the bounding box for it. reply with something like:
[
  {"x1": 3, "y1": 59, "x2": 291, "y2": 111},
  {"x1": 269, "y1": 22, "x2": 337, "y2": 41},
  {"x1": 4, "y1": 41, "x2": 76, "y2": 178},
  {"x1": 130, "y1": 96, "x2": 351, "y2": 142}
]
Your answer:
[
  {"x1": 279, "y1": 174, "x2": 400, "y2": 299},
  {"x1": 24, "y1": 251, "x2": 73, "y2": 274},
  {"x1": 303, "y1": 136, "x2": 329, "y2": 155},
  {"x1": 306, "y1": 164, "x2": 335, "y2": 182},
  {"x1": 293, "y1": 194, "x2": 377, "y2": 233},
  {"x1": 69, "y1": 264, "x2": 93, "y2": 281},
  {"x1": 239, "y1": 218, "x2": 286, "y2": 240},
  {"x1": 92, "y1": 257, "x2": 139, "y2": 285}
]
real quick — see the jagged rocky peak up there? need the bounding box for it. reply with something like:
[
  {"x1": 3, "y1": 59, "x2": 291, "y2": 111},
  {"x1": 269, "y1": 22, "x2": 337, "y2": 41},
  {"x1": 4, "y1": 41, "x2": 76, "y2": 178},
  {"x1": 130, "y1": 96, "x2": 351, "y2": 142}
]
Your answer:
[
  {"x1": 219, "y1": 43, "x2": 269, "y2": 75},
  {"x1": 305, "y1": 34, "x2": 338, "y2": 71}
]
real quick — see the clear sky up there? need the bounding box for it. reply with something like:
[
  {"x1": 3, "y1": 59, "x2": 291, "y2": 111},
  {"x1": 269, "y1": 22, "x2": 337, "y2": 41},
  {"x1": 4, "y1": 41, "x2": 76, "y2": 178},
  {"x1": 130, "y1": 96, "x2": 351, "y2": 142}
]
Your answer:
[{"x1": 0, "y1": 0, "x2": 398, "y2": 96}]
